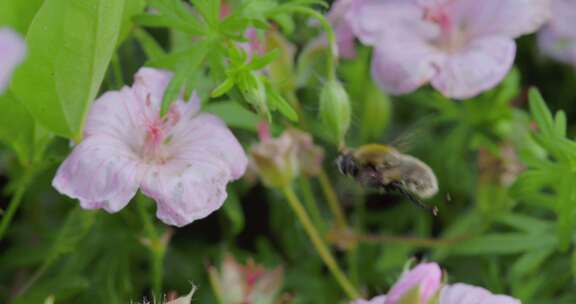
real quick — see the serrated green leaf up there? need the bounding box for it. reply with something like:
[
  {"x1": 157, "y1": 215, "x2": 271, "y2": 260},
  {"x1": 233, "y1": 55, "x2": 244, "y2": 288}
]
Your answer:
[
  {"x1": 134, "y1": 28, "x2": 166, "y2": 60},
  {"x1": 211, "y1": 78, "x2": 235, "y2": 98},
  {"x1": 528, "y1": 88, "x2": 555, "y2": 139},
  {"x1": 160, "y1": 40, "x2": 211, "y2": 115},
  {"x1": 11, "y1": 0, "x2": 127, "y2": 139},
  {"x1": 248, "y1": 49, "x2": 281, "y2": 70},
  {"x1": 554, "y1": 110, "x2": 567, "y2": 138}
]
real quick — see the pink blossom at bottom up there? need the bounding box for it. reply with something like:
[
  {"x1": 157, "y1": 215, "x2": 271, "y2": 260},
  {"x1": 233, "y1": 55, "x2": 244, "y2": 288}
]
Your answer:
[
  {"x1": 0, "y1": 28, "x2": 26, "y2": 94},
  {"x1": 538, "y1": 0, "x2": 576, "y2": 66},
  {"x1": 440, "y1": 283, "x2": 521, "y2": 304},
  {"x1": 52, "y1": 67, "x2": 247, "y2": 227}
]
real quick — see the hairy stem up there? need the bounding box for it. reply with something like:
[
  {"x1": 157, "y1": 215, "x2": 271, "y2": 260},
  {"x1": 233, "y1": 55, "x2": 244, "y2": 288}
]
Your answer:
[
  {"x1": 282, "y1": 186, "x2": 359, "y2": 299},
  {"x1": 318, "y1": 170, "x2": 348, "y2": 230},
  {"x1": 0, "y1": 172, "x2": 34, "y2": 243},
  {"x1": 136, "y1": 196, "x2": 165, "y2": 300}
]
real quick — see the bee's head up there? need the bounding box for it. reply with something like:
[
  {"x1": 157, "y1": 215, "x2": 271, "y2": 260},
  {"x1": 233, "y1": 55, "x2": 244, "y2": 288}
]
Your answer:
[{"x1": 336, "y1": 153, "x2": 359, "y2": 177}]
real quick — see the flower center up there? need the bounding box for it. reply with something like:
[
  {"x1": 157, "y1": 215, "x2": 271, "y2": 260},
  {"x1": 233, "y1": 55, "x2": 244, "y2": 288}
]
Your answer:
[
  {"x1": 423, "y1": 5, "x2": 468, "y2": 53},
  {"x1": 141, "y1": 105, "x2": 181, "y2": 164}
]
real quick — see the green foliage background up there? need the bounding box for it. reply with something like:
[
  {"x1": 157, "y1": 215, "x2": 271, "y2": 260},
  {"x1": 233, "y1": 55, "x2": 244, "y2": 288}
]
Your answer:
[{"x1": 1, "y1": 0, "x2": 576, "y2": 303}]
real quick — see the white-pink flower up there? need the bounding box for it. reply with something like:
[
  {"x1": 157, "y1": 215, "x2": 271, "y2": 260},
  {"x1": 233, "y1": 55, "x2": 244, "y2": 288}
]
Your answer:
[
  {"x1": 327, "y1": 0, "x2": 357, "y2": 59},
  {"x1": 538, "y1": 0, "x2": 576, "y2": 66},
  {"x1": 440, "y1": 283, "x2": 521, "y2": 304},
  {"x1": 351, "y1": 263, "x2": 442, "y2": 304},
  {"x1": 0, "y1": 28, "x2": 26, "y2": 94},
  {"x1": 347, "y1": 0, "x2": 550, "y2": 99},
  {"x1": 52, "y1": 67, "x2": 247, "y2": 227}
]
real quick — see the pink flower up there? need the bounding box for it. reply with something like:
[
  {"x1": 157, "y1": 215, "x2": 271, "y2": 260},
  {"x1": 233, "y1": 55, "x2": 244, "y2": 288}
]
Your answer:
[
  {"x1": 347, "y1": 0, "x2": 550, "y2": 99},
  {"x1": 351, "y1": 295, "x2": 387, "y2": 304},
  {"x1": 0, "y1": 28, "x2": 26, "y2": 94},
  {"x1": 351, "y1": 263, "x2": 442, "y2": 304},
  {"x1": 439, "y1": 283, "x2": 521, "y2": 304},
  {"x1": 538, "y1": 0, "x2": 576, "y2": 66},
  {"x1": 52, "y1": 67, "x2": 247, "y2": 227},
  {"x1": 327, "y1": 0, "x2": 357, "y2": 59}
]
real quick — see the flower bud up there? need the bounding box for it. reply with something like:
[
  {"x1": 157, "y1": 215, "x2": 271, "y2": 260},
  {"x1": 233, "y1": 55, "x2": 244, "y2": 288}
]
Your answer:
[
  {"x1": 239, "y1": 72, "x2": 270, "y2": 120},
  {"x1": 319, "y1": 80, "x2": 351, "y2": 146},
  {"x1": 250, "y1": 132, "x2": 299, "y2": 188},
  {"x1": 216, "y1": 255, "x2": 284, "y2": 304},
  {"x1": 285, "y1": 128, "x2": 324, "y2": 177}
]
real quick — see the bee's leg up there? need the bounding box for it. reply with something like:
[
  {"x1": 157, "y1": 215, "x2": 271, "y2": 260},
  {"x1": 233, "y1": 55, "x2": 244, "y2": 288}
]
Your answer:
[{"x1": 389, "y1": 182, "x2": 438, "y2": 216}]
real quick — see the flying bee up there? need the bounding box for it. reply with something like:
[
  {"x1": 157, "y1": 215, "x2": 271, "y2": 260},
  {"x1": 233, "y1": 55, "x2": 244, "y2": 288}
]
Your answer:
[{"x1": 336, "y1": 144, "x2": 439, "y2": 215}]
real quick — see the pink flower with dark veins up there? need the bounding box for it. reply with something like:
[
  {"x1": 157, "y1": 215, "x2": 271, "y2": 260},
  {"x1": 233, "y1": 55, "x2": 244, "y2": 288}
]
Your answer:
[
  {"x1": 538, "y1": 0, "x2": 576, "y2": 66},
  {"x1": 53, "y1": 67, "x2": 247, "y2": 227},
  {"x1": 347, "y1": 0, "x2": 550, "y2": 99},
  {"x1": 0, "y1": 28, "x2": 26, "y2": 94},
  {"x1": 440, "y1": 283, "x2": 521, "y2": 304}
]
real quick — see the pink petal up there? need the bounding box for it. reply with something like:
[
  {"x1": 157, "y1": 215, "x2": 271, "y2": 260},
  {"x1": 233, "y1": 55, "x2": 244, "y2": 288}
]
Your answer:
[
  {"x1": 347, "y1": 0, "x2": 438, "y2": 46},
  {"x1": 451, "y1": 0, "x2": 551, "y2": 38},
  {"x1": 440, "y1": 284, "x2": 520, "y2": 304},
  {"x1": 132, "y1": 67, "x2": 200, "y2": 114},
  {"x1": 0, "y1": 28, "x2": 26, "y2": 94},
  {"x1": 169, "y1": 113, "x2": 248, "y2": 180},
  {"x1": 431, "y1": 36, "x2": 516, "y2": 99},
  {"x1": 538, "y1": 27, "x2": 576, "y2": 65},
  {"x1": 328, "y1": 0, "x2": 357, "y2": 58},
  {"x1": 385, "y1": 263, "x2": 442, "y2": 304},
  {"x1": 83, "y1": 88, "x2": 147, "y2": 147},
  {"x1": 371, "y1": 38, "x2": 444, "y2": 95},
  {"x1": 351, "y1": 295, "x2": 387, "y2": 304},
  {"x1": 52, "y1": 136, "x2": 144, "y2": 213},
  {"x1": 547, "y1": 0, "x2": 576, "y2": 37},
  {"x1": 141, "y1": 154, "x2": 231, "y2": 227}
]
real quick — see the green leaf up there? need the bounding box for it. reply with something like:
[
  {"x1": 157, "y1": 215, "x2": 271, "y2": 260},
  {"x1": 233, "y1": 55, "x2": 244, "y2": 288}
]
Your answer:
[
  {"x1": 510, "y1": 248, "x2": 553, "y2": 280},
  {"x1": 0, "y1": 0, "x2": 44, "y2": 33},
  {"x1": 0, "y1": 92, "x2": 37, "y2": 164},
  {"x1": 248, "y1": 49, "x2": 281, "y2": 70},
  {"x1": 11, "y1": 0, "x2": 127, "y2": 139},
  {"x1": 449, "y1": 233, "x2": 557, "y2": 256},
  {"x1": 267, "y1": 84, "x2": 298, "y2": 122},
  {"x1": 528, "y1": 88, "x2": 555, "y2": 138},
  {"x1": 496, "y1": 213, "x2": 551, "y2": 234},
  {"x1": 211, "y1": 78, "x2": 235, "y2": 98},
  {"x1": 134, "y1": 28, "x2": 166, "y2": 60},
  {"x1": 554, "y1": 110, "x2": 567, "y2": 138},
  {"x1": 45, "y1": 208, "x2": 97, "y2": 265},
  {"x1": 118, "y1": 0, "x2": 146, "y2": 42},
  {"x1": 191, "y1": 0, "x2": 220, "y2": 28},
  {"x1": 134, "y1": 14, "x2": 206, "y2": 35},
  {"x1": 203, "y1": 100, "x2": 259, "y2": 131},
  {"x1": 222, "y1": 191, "x2": 245, "y2": 235}
]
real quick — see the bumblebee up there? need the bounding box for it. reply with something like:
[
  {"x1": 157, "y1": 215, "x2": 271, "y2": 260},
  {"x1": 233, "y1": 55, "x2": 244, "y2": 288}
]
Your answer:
[{"x1": 336, "y1": 144, "x2": 439, "y2": 214}]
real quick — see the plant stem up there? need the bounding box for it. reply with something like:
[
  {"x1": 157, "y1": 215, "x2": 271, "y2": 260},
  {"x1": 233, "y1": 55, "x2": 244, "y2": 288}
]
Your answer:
[
  {"x1": 136, "y1": 196, "x2": 165, "y2": 300},
  {"x1": 277, "y1": 6, "x2": 337, "y2": 81},
  {"x1": 0, "y1": 172, "x2": 34, "y2": 243},
  {"x1": 318, "y1": 170, "x2": 348, "y2": 230},
  {"x1": 298, "y1": 177, "x2": 326, "y2": 232},
  {"x1": 282, "y1": 185, "x2": 359, "y2": 299}
]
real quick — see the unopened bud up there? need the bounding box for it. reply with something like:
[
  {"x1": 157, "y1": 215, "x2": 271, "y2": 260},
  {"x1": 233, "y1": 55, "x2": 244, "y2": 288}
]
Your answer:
[
  {"x1": 239, "y1": 72, "x2": 270, "y2": 120},
  {"x1": 250, "y1": 133, "x2": 299, "y2": 188},
  {"x1": 319, "y1": 80, "x2": 351, "y2": 146}
]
